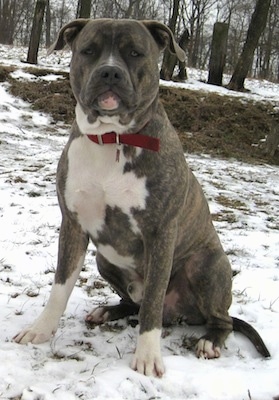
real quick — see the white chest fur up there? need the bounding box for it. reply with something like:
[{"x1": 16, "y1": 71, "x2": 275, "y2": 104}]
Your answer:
[{"x1": 65, "y1": 136, "x2": 148, "y2": 240}]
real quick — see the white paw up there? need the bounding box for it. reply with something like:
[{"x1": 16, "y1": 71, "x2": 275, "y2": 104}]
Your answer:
[
  {"x1": 196, "y1": 338, "x2": 221, "y2": 359},
  {"x1": 14, "y1": 314, "x2": 59, "y2": 344},
  {"x1": 85, "y1": 306, "x2": 109, "y2": 324},
  {"x1": 131, "y1": 329, "x2": 165, "y2": 377}
]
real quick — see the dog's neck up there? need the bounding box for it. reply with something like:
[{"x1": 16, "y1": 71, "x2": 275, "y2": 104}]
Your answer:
[{"x1": 87, "y1": 132, "x2": 160, "y2": 151}]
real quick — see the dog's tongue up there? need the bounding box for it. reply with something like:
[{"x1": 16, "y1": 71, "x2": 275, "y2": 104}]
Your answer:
[{"x1": 98, "y1": 91, "x2": 120, "y2": 110}]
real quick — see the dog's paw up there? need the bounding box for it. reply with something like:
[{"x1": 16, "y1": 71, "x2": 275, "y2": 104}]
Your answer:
[
  {"x1": 196, "y1": 338, "x2": 221, "y2": 359},
  {"x1": 13, "y1": 316, "x2": 58, "y2": 344},
  {"x1": 131, "y1": 329, "x2": 165, "y2": 377},
  {"x1": 14, "y1": 328, "x2": 51, "y2": 344},
  {"x1": 131, "y1": 351, "x2": 165, "y2": 377},
  {"x1": 85, "y1": 306, "x2": 109, "y2": 325}
]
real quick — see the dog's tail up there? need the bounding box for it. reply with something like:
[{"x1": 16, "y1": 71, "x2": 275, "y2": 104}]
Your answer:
[{"x1": 232, "y1": 316, "x2": 270, "y2": 358}]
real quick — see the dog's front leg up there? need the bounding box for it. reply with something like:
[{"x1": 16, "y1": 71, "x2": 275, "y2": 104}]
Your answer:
[
  {"x1": 131, "y1": 221, "x2": 176, "y2": 377},
  {"x1": 14, "y1": 217, "x2": 88, "y2": 344}
]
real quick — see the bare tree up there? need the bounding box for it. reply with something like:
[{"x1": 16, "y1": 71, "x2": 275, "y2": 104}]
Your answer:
[
  {"x1": 207, "y1": 22, "x2": 229, "y2": 86},
  {"x1": 0, "y1": 0, "x2": 277, "y2": 82},
  {"x1": 46, "y1": 0, "x2": 76, "y2": 44},
  {"x1": 227, "y1": 0, "x2": 271, "y2": 91},
  {"x1": 227, "y1": 7, "x2": 251, "y2": 73},
  {"x1": 263, "y1": 117, "x2": 279, "y2": 157},
  {"x1": 177, "y1": 29, "x2": 190, "y2": 80},
  {"x1": 160, "y1": 0, "x2": 180, "y2": 80},
  {"x1": 77, "y1": 0, "x2": 91, "y2": 18},
  {"x1": 12, "y1": 1, "x2": 35, "y2": 46},
  {"x1": 27, "y1": 0, "x2": 47, "y2": 64},
  {"x1": 90, "y1": 0, "x2": 160, "y2": 20},
  {"x1": 185, "y1": 0, "x2": 217, "y2": 68},
  {"x1": 0, "y1": 0, "x2": 16, "y2": 44},
  {"x1": 45, "y1": 0, "x2": 51, "y2": 47},
  {"x1": 255, "y1": 0, "x2": 279, "y2": 79}
]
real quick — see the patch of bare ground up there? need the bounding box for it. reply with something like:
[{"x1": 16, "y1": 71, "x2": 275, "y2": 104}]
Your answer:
[
  {"x1": 160, "y1": 86, "x2": 278, "y2": 164},
  {"x1": 3, "y1": 64, "x2": 279, "y2": 165}
]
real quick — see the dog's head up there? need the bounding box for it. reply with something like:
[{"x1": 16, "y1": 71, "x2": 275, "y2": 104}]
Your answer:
[{"x1": 49, "y1": 19, "x2": 185, "y2": 133}]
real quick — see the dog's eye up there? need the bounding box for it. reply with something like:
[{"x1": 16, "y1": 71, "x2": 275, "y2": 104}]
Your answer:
[
  {"x1": 81, "y1": 45, "x2": 99, "y2": 56},
  {"x1": 82, "y1": 48, "x2": 95, "y2": 55},
  {"x1": 130, "y1": 50, "x2": 141, "y2": 57}
]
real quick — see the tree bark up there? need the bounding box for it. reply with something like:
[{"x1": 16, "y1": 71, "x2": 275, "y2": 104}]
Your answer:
[
  {"x1": 45, "y1": 0, "x2": 51, "y2": 48},
  {"x1": 160, "y1": 0, "x2": 180, "y2": 81},
  {"x1": 264, "y1": 119, "x2": 279, "y2": 157},
  {"x1": 207, "y1": 22, "x2": 229, "y2": 86},
  {"x1": 77, "y1": 0, "x2": 91, "y2": 19},
  {"x1": 227, "y1": 0, "x2": 271, "y2": 91},
  {"x1": 258, "y1": 0, "x2": 277, "y2": 79},
  {"x1": 0, "y1": 0, "x2": 16, "y2": 45},
  {"x1": 27, "y1": 0, "x2": 47, "y2": 64},
  {"x1": 177, "y1": 29, "x2": 189, "y2": 81}
]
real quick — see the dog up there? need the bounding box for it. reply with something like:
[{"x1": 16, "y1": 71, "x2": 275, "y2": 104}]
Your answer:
[{"x1": 14, "y1": 18, "x2": 270, "y2": 377}]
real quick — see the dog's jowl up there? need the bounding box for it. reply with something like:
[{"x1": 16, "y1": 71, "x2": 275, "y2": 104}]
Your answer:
[{"x1": 14, "y1": 18, "x2": 270, "y2": 377}]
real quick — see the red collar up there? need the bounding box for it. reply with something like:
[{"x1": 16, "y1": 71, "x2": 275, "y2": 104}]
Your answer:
[{"x1": 87, "y1": 132, "x2": 160, "y2": 152}]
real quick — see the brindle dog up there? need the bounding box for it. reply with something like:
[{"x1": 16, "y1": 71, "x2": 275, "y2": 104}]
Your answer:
[{"x1": 14, "y1": 19, "x2": 270, "y2": 377}]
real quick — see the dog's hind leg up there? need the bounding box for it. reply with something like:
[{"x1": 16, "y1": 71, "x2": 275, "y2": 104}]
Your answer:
[
  {"x1": 86, "y1": 301, "x2": 139, "y2": 325},
  {"x1": 195, "y1": 258, "x2": 233, "y2": 359},
  {"x1": 181, "y1": 247, "x2": 233, "y2": 358},
  {"x1": 196, "y1": 319, "x2": 233, "y2": 359},
  {"x1": 85, "y1": 252, "x2": 140, "y2": 325}
]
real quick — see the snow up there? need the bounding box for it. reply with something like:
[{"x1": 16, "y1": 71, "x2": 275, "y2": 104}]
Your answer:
[
  {"x1": 161, "y1": 70, "x2": 279, "y2": 105},
  {"x1": 1, "y1": 45, "x2": 279, "y2": 400}
]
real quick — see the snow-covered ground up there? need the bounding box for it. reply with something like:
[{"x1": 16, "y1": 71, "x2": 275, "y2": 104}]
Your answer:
[{"x1": 0, "y1": 45, "x2": 279, "y2": 400}]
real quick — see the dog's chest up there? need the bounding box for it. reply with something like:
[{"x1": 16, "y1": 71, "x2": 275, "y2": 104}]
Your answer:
[{"x1": 65, "y1": 136, "x2": 148, "y2": 239}]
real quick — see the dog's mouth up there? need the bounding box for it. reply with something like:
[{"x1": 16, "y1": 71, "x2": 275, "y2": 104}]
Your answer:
[
  {"x1": 80, "y1": 85, "x2": 138, "y2": 122},
  {"x1": 97, "y1": 90, "x2": 121, "y2": 111}
]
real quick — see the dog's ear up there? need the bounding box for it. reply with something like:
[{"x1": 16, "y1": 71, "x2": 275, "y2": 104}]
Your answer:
[
  {"x1": 141, "y1": 20, "x2": 186, "y2": 62},
  {"x1": 47, "y1": 19, "x2": 89, "y2": 55}
]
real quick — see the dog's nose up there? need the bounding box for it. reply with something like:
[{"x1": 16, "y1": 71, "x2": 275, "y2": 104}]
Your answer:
[{"x1": 99, "y1": 66, "x2": 123, "y2": 85}]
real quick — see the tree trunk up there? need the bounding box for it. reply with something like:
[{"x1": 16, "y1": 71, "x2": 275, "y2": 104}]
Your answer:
[
  {"x1": 45, "y1": 0, "x2": 51, "y2": 48},
  {"x1": 77, "y1": 0, "x2": 91, "y2": 19},
  {"x1": 264, "y1": 119, "x2": 279, "y2": 157},
  {"x1": 160, "y1": 25, "x2": 189, "y2": 82},
  {"x1": 160, "y1": 0, "x2": 180, "y2": 81},
  {"x1": 0, "y1": 0, "x2": 16, "y2": 45},
  {"x1": 227, "y1": 0, "x2": 271, "y2": 91},
  {"x1": 177, "y1": 29, "x2": 189, "y2": 81},
  {"x1": 27, "y1": 0, "x2": 47, "y2": 64},
  {"x1": 207, "y1": 22, "x2": 229, "y2": 86},
  {"x1": 258, "y1": 0, "x2": 276, "y2": 79}
]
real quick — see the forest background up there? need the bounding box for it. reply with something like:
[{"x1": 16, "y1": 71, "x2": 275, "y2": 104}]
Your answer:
[{"x1": 0, "y1": 0, "x2": 278, "y2": 83}]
